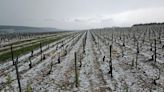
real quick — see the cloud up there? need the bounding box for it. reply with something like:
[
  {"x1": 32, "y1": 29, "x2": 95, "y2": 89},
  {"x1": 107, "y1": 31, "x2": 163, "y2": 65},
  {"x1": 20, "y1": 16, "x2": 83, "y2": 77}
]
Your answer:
[
  {"x1": 111, "y1": 6, "x2": 164, "y2": 26},
  {"x1": 0, "y1": 0, "x2": 164, "y2": 30},
  {"x1": 63, "y1": 6, "x2": 164, "y2": 29},
  {"x1": 44, "y1": 18, "x2": 57, "y2": 22}
]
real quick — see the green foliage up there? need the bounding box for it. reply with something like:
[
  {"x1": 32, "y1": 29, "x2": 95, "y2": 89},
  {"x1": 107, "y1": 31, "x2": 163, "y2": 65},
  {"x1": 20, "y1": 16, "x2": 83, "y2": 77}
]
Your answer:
[
  {"x1": 6, "y1": 74, "x2": 12, "y2": 87},
  {"x1": 25, "y1": 83, "x2": 32, "y2": 92}
]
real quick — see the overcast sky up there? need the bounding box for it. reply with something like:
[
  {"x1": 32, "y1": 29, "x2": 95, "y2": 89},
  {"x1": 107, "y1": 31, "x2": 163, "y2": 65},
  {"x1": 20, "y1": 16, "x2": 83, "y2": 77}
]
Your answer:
[{"x1": 0, "y1": 0, "x2": 164, "y2": 30}]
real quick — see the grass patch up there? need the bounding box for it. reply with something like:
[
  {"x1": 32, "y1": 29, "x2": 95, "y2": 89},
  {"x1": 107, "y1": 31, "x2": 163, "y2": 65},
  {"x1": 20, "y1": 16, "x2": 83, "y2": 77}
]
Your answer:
[
  {"x1": 0, "y1": 34, "x2": 70, "y2": 62},
  {"x1": 0, "y1": 34, "x2": 61, "y2": 52}
]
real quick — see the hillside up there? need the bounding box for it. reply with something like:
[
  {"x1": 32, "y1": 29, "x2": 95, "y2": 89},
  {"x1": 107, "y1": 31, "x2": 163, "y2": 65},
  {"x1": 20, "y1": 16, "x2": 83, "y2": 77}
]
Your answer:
[{"x1": 0, "y1": 25, "x2": 62, "y2": 33}]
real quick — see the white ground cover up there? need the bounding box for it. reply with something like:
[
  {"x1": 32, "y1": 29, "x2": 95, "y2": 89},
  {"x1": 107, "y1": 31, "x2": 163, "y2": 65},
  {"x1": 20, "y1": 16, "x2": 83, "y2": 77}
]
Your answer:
[{"x1": 0, "y1": 30, "x2": 164, "y2": 92}]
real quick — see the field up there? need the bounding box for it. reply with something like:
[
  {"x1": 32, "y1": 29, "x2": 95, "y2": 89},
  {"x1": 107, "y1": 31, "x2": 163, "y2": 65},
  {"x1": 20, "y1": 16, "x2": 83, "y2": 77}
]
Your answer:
[{"x1": 0, "y1": 25, "x2": 164, "y2": 92}]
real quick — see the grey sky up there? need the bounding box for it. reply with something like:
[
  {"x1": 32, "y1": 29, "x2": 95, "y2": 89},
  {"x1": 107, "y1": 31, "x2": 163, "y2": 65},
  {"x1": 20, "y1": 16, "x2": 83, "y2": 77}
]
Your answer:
[{"x1": 0, "y1": 0, "x2": 164, "y2": 30}]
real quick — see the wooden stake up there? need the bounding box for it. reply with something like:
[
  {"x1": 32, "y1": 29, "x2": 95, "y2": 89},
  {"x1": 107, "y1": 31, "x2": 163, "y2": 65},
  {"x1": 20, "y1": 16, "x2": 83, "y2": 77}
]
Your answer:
[
  {"x1": 11, "y1": 45, "x2": 15, "y2": 65},
  {"x1": 109, "y1": 45, "x2": 113, "y2": 78},
  {"x1": 15, "y1": 57, "x2": 22, "y2": 92},
  {"x1": 40, "y1": 42, "x2": 42, "y2": 61},
  {"x1": 74, "y1": 52, "x2": 78, "y2": 87},
  {"x1": 154, "y1": 39, "x2": 156, "y2": 63}
]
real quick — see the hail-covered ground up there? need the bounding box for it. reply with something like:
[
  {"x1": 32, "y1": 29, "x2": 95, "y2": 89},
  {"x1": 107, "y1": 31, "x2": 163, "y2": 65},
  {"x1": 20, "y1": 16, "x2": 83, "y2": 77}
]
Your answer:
[{"x1": 0, "y1": 25, "x2": 164, "y2": 92}]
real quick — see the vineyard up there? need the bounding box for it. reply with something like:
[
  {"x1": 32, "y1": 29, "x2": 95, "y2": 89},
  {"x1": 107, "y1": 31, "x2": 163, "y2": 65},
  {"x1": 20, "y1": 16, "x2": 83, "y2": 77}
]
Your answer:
[{"x1": 0, "y1": 24, "x2": 164, "y2": 92}]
